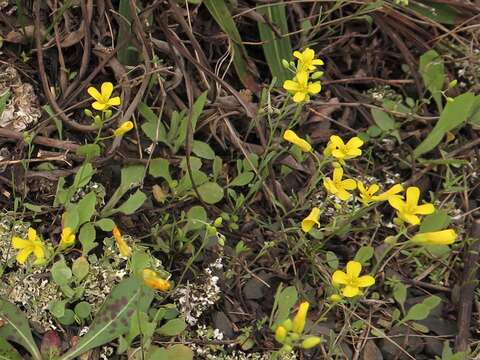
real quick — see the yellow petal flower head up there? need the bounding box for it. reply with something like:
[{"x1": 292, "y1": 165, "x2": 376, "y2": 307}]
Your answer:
[
  {"x1": 87, "y1": 82, "x2": 121, "y2": 111},
  {"x1": 372, "y1": 184, "x2": 404, "y2": 202},
  {"x1": 324, "y1": 135, "x2": 363, "y2": 162},
  {"x1": 283, "y1": 130, "x2": 312, "y2": 152},
  {"x1": 410, "y1": 229, "x2": 456, "y2": 246},
  {"x1": 293, "y1": 48, "x2": 324, "y2": 73},
  {"x1": 283, "y1": 71, "x2": 321, "y2": 103},
  {"x1": 357, "y1": 181, "x2": 381, "y2": 206},
  {"x1": 388, "y1": 186, "x2": 435, "y2": 225},
  {"x1": 331, "y1": 261, "x2": 375, "y2": 298},
  {"x1": 323, "y1": 167, "x2": 357, "y2": 201},
  {"x1": 113, "y1": 121, "x2": 134, "y2": 137},
  {"x1": 112, "y1": 226, "x2": 132, "y2": 257},
  {"x1": 143, "y1": 269, "x2": 171, "y2": 291},
  {"x1": 59, "y1": 227, "x2": 76, "y2": 249},
  {"x1": 301, "y1": 207, "x2": 321, "y2": 233},
  {"x1": 292, "y1": 301, "x2": 309, "y2": 334},
  {"x1": 11, "y1": 228, "x2": 46, "y2": 265}
]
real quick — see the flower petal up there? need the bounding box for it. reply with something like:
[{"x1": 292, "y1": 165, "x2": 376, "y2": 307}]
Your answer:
[
  {"x1": 342, "y1": 285, "x2": 360, "y2": 298},
  {"x1": 346, "y1": 260, "x2": 362, "y2": 278},
  {"x1": 101, "y1": 82, "x2": 114, "y2": 99},
  {"x1": 12, "y1": 237, "x2": 30, "y2": 249},
  {"x1": 307, "y1": 82, "x2": 321, "y2": 94},
  {"x1": 357, "y1": 181, "x2": 366, "y2": 194},
  {"x1": 293, "y1": 51, "x2": 302, "y2": 60},
  {"x1": 357, "y1": 275, "x2": 375, "y2": 287},
  {"x1": 301, "y1": 208, "x2": 321, "y2": 233},
  {"x1": 32, "y1": 244, "x2": 45, "y2": 261},
  {"x1": 296, "y1": 71, "x2": 309, "y2": 85},
  {"x1": 92, "y1": 101, "x2": 107, "y2": 111},
  {"x1": 108, "y1": 96, "x2": 121, "y2": 107},
  {"x1": 303, "y1": 48, "x2": 314, "y2": 61},
  {"x1": 332, "y1": 270, "x2": 348, "y2": 285},
  {"x1": 312, "y1": 59, "x2": 324, "y2": 65},
  {"x1": 16, "y1": 248, "x2": 32, "y2": 264},
  {"x1": 27, "y1": 228, "x2": 37, "y2": 242},
  {"x1": 87, "y1": 86, "x2": 102, "y2": 101},
  {"x1": 341, "y1": 179, "x2": 357, "y2": 191},
  {"x1": 323, "y1": 178, "x2": 336, "y2": 194},
  {"x1": 336, "y1": 189, "x2": 351, "y2": 201},
  {"x1": 293, "y1": 91, "x2": 307, "y2": 103},
  {"x1": 329, "y1": 135, "x2": 344, "y2": 148},
  {"x1": 345, "y1": 148, "x2": 362, "y2": 157},
  {"x1": 332, "y1": 167, "x2": 343, "y2": 183},
  {"x1": 402, "y1": 213, "x2": 420, "y2": 225},
  {"x1": 411, "y1": 229, "x2": 456, "y2": 245},
  {"x1": 283, "y1": 80, "x2": 300, "y2": 91},
  {"x1": 388, "y1": 196, "x2": 405, "y2": 211},
  {"x1": 369, "y1": 184, "x2": 380, "y2": 194},
  {"x1": 415, "y1": 203, "x2": 435, "y2": 215},
  {"x1": 406, "y1": 186, "x2": 420, "y2": 207}
]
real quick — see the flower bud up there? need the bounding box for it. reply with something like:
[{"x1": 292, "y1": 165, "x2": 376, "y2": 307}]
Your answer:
[
  {"x1": 84, "y1": 109, "x2": 93, "y2": 117},
  {"x1": 104, "y1": 109, "x2": 113, "y2": 119},
  {"x1": 301, "y1": 336, "x2": 322, "y2": 349},
  {"x1": 275, "y1": 325, "x2": 287, "y2": 343},
  {"x1": 282, "y1": 59, "x2": 290, "y2": 69},
  {"x1": 448, "y1": 79, "x2": 457, "y2": 88},
  {"x1": 310, "y1": 71, "x2": 324, "y2": 79}
]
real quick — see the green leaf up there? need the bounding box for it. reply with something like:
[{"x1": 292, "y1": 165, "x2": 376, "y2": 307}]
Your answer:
[
  {"x1": 203, "y1": 0, "x2": 258, "y2": 92},
  {"x1": 419, "y1": 210, "x2": 452, "y2": 233},
  {"x1": 77, "y1": 191, "x2": 97, "y2": 226},
  {"x1": 403, "y1": 303, "x2": 430, "y2": 322},
  {"x1": 273, "y1": 285, "x2": 298, "y2": 328},
  {"x1": 79, "y1": 222, "x2": 97, "y2": 255},
  {"x1": 117, "y1": 0, "x2": 138, "y2": 65},
  {"x1": 73, "y1": 163, "x2": 95, "y2": 190},
  {"x1": 192, "y1": 140, "x2": 215, "y2": 160},
  {"x1": 414, "y1": 92, "x2": 477, "y2": 158},
  {"x1": 60, "y1": 277, "x2": 142, "y2": 360},
  {"x1": 51, "y1": 258, "x2": 72, "y2": 286},
  {"x1": 423, "y1": 295, "x2": 441, "y2": 310},
  {"x1": 58, "y1": 309, "x2": 75, "y2": 326},
  {"x1": 76, "y1": 144, "x2": 101, "y2": 161},
  {"x1": 95, "y1": 218, "x2": 116, "y2": 231},
  {"x1": 149, "y1": 158, "x2": 172, "y2": 182},
  {"x1": 113, "y1": 190, "x2": 147, "y2": 215},
  {"x1": 371, "y1": 108, "x2": 397, "y2": 131},
  {"x1": 393, "y1": 282, "x2": 407, "y2": 309},
  {"x1": 43, "y1": 104, "x2": 63, "y2": 140},
  {"x1": 49, "y1": 300, "x2": 67, "y2": 318},
  {"x1": 175, "y1": 92, "x2": 208, "y2": 152},
  {"x1": 257, "y1": 3, "x2": 292, "y2": 84},
  {"x1": 354, "y1": 246, "x2": 374, "y2": 265},
  {"x1": 197, "y1": 182, "x2": 224, "y2": 204},
  {"x1": 230, "y1": 171, "x2": 254, "y2": 187},
  {"x1": 185, "y1": 206, "x2": 207, "y2": 231},
  {"x1": 0, "y1": 91, "x2": 10, "y2": 118},
  {"x1": 139, "y1": 102, "x2": 168, "y2": 144},
  {"x1": 410, "y1": 2, "x2": 460, "y2": 25},
  {"x1": 0, "y1": 297, "x2": 42, "y2": 360},
  {"x1": 419, "y1": 49, "x2": 445, "y2": 110},
  {"x1": 0, "y1": 336, "x2": 23, "y2": 360},
  {"x1": 63, "y1": 207, "x2": 79, "y2": 232},
  {"x1": 165, "y1": 344, "x2": 194, "y2": 360},
  {"x1": 72, "y1": 256, "x2": 89, "y2": 282},
  {"x1": 158, "y1": 318, "x2": 187, "y2": 336},
  {"x1": 325, "y1": 251, "x2": 338, "y2": 270},
  {"x1": 74, "y1": 302, "x2": 92, "y2": 319}
]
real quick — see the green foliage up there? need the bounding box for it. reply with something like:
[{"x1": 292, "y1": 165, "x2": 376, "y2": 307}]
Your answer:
[
  {"x1": 419, "y1": 49, "x2": 445, "y2": 111},
  {"x1": 354, "y1": 246, "x2": 374, "y2": 265},
  {"x1": 419, "y1": 210, "x2": 452, "y2": 233},
  {"x1": 157, "y1": 318, "x2": 187, "y2": 336},
  {"x1": 271, "y1": 284, "x2": 298, "y2": 328},
  {"x1": 146, "y1": 344, "x2": 194, "y2": 360},
  {"x1": 414, "y1": 92, "x2": 478, "y2": 158},
  {"x1": 0, "y1": 336, "x2": 22, "y2": 360},
  {"x1": 0, "y1": 91, "x2": 10, "y2": 117},
  {"x1": 197, "y1": 181, "x2": 224, "y2": 204},
  {"x1": 257, "y1": 3, "x2": 292, "y2": 84},
  {"x1": 400, "y1": 295, "x2": 441, "y2": 323},
  {"x1": 0, "y1": 297, "x2": 42, "y2": 360}
]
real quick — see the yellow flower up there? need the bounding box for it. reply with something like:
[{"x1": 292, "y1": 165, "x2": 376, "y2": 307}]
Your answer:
[
  {"x1": 87, "y1": 82, "x2": 121, "y2": 111},
  {"x1": 113, "y1": 121, "x2": 134, "y2": 137},
  {"x1": 283, "y1": 130, "x2": 312, "y2": 152},
  {"x1": 292, "y1": 301, "x2": 309, "y2": 334},
  {"x1": 388, "y1": 186, "x2": 435, "y2": 225},
  {"x1": 357, "y1": 181, "x2": 381, "y2": 206},
  {"x1": 283, "y1": 71, "x2": 321, "y2": 103},
  {"x1": 301, "y1": 336, "x2": 322, "y2": 349},
  {"x1": 372, "y1": 184, "x2": 404, "y2": 202},
  {"x1": 142, "y1": 269, "x2": 171, "y2": 291},
  {"x1": 301, "y1": 207, "x2": 320, "y2": 233},
  {"x1": 324, "y1": 135, "x2": 363, "y2": 161},
  {"x1": 323, "y1": 167, "x2": 357, "y2": 201},
  {"x1": 331, "y1": 261, "x2": 375, "y2": 298},
  {"x1": 59, "y1": 227, "x2": 75, "y2": 249},
  {"x1": 410, "y1": 229, "x2": 456, "y2": 246},
  {"x1": 11, "y1": 228, "x2": 46, "y2": 265},
  {"x1": 275, "y1": 325, "x2": 288, "y2": 343},
  {"x1": 293, "y1": 48, "x2": 324, "y2": 73},
  {"x1": 112, "y1": 226, "x2": 132, "y2": 257}
]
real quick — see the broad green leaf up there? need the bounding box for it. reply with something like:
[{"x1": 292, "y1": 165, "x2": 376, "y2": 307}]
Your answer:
[
  {"x1": 95, "y1": 218, "x2": 116, "y2": 231},
  {"x1": 257, "y1": 3, "x2": 292, "y2": 84},
  {"x1": 79, "y1": 222, "x2": 97, "y2": 255},
  {"x1": 0, "y1": 297, "x2": 42, "y2": 360},
  {"x1": 157, "y1": 318, "x2": 187, "y2": 336},
  {"x1": 192, "y1": 140, "x2": 215, "y2": 160},
  {"x1": 113, "y1": 190, "x2": 147, "y2": 216},
  {"x1": 273, "y1": 285, "x2": 298, "y2": 328},
  {"x1": 410, "y1": 2, "x2": 460, "y2": 25},
  {"x1": 72, "y1": 256, "x2": 89, "y2": 282},
  {"x1": 117, "y1": 0, "x2": 138, "y2": 65},
  {"x1": 0, "y1": 336, "x2": 23, "y2": 360},
  {"x1": 325, "y1": 251, "x2": 338, "y2": 270},
  {"x1": 371, "y1": 108, "x2": 397, "y2": 131},
  {"x1": 63, "y1": 207, "x2": 79, "y2": 231},
  {"x1": 197, "y1": 182, "x2": 224, "y2": 204},
  {"x1": 76, "y1": 144, "x2": 101, "y2": 161},
  {"x1": 149, "y1": 158, "x2": 172, "y2": 182},
  {"x1": 419, "y1": 210, "x2": 451, "y2": 233},
  {"x1": 51, "y1": 258, "x2": 72, "y2": 286},
  {"x1": 185, "y1": 206, "x2": 207, "y2": 231},
  {"x1": 175, "y1": 92, "x2": 208, "y2": 152},
  {"x1": 166, "y1": 344, "x2": 194, "y2": 360},
  {"x1": 354, "y1": 246, "x2": 374, "y2": 265},
  {"x1": 203, "y1": 0, "x2": 258, "y2": 92},
  {"x1": 77, "y1": 191, "x2": 97, "y2": 226},
  {"x1": 0, "y1": 91, "x2": 10, "y2": 118},
  {"x1": 393, "y1": 282, "x2": 407, "y2": 309},
  {"x1": 73, "y1": 163, "x2": 95, "y2": 189},
  {"x1": 74, "y1": 302, "x2": 92, "y2": 319},
  {"x1": 414, "y1": 92, "x2": 476, "y2": 158},
  {"x1": 230, "y1": 171, "x2": 254, "y2": 187},
  {"x1": 48, "y1": 299, "x2": 67, "y2": 318},
  {"x1": 58, "y1": 309, "x2": 75, "y2": 326},
  {"x1": 60, "y1": 277, "x2": 142, "y2": 360},
  {"x1": 419, "y1": 49, "x2": 445, "y2": 110},
  {"x1": 403, "y1": 303, "x2": 430, "y2": 322},
  {"x1": 139, "y1": 102, "x2": 168, "y2": 144},
  {"x1": 423, "y1": 295, "x2": 441, "y2": 310}
]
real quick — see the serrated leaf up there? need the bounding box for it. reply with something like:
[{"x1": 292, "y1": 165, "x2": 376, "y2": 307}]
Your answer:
[
  {"x1": 0, "y1": 297, "x2": 42, "y2": 360},
  {"x1": 60, "y1": 278, "x2": 142, "y2": 360}
]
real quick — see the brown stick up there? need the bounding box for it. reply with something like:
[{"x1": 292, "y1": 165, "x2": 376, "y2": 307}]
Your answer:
[
  {"x1": 0, "y1": 128, "x2": 79, "y2": 151},
  {"x1": 455, "y1": 219, "x2": 480, "y2": 352}
]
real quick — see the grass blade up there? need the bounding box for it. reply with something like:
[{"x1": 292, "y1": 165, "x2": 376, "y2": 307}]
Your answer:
[
  {"x1": 257, "y1": 3, "x2": 292, "y2": 85},
  {"x1": 203, "y1": 0, "x2": 259, "y2": 92}
]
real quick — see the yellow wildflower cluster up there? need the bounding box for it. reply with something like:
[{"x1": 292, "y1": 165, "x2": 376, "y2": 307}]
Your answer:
[
  {"x1": 283, "y1": 48, "x2": 323, "y2": 103},
  {"x1": 274, "y1": 301, "x2": 322, "y2": 352}
]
